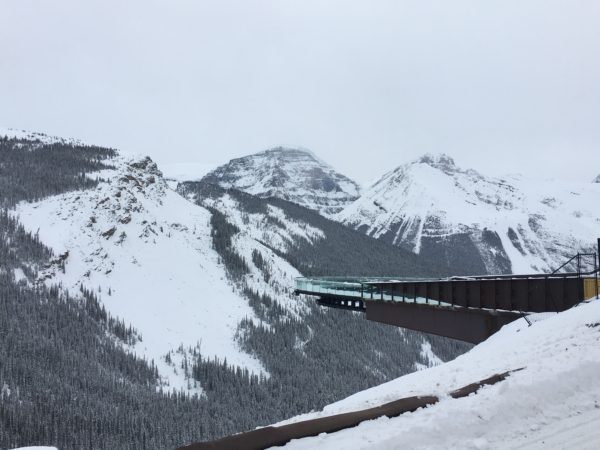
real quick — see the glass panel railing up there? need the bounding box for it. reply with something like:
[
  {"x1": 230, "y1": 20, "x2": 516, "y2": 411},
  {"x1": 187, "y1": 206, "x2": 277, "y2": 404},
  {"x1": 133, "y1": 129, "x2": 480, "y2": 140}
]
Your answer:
[
  {"x1": 296, "y1": 277, "x2": 454, "y2": 307},
  {"x1": 296, "y1": 277, "x2": 363, "y2": 298}
]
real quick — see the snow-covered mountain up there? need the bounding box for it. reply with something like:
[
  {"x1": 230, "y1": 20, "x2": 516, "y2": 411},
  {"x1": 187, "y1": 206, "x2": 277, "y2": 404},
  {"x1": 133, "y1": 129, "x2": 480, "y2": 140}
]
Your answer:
[
  {"x1": 593, "y1": 174, "x2": 600, "y2": 183},
  {"x1": 9, "y1": 131, "x2": 461, "y2": 413},
  {"x1": 201, "y1": 147, "x2": 360, "y2": 217},
  {"x1": 337, "y1": 154, "x2": 600, "y2": 275},
  {"x1": 4, "y1": 132, "x2": 472, "y2": 449},
  {"x1": 15, "y1": 155, "x2": 269, "y2": 391}
]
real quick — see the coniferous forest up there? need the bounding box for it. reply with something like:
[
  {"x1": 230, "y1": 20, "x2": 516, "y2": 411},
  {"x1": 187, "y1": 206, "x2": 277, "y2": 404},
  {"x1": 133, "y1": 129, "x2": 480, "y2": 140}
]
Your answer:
[{"x1": 0, "y1": 137, "x2": 469, "y2": 449}]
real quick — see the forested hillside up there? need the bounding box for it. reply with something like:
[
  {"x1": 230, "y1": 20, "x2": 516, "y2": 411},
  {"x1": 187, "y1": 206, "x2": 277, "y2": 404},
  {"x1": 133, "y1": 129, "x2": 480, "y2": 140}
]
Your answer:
[
  {"x1": 0, "y1": 135, "x2": 117, "y2": 207},
  {"x1": 178, "y1": 181, "x2": 451, "y2": 278},
  {"x1": 1, "y1": 136, "x2": 469, "y2": 449}
]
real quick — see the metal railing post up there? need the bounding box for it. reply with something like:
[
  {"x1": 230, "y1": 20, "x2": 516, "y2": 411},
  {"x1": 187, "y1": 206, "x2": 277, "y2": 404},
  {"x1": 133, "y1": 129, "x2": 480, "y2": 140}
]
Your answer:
[
  {"x1": 597, "y1": 238, "x2": 600, "y2": 299},
  {"x1": 595, "y1": 253, "x2": 599, "y2": 299},
  {"x1": 576, "y1": 253, "x2": 582, "y2": 303}
]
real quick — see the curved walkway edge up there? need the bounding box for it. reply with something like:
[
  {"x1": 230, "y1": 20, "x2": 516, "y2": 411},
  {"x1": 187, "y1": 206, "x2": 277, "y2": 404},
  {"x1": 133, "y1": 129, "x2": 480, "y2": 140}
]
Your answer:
[{"x1": 176, "y1": 370, "x2": 519, "y2": 450}]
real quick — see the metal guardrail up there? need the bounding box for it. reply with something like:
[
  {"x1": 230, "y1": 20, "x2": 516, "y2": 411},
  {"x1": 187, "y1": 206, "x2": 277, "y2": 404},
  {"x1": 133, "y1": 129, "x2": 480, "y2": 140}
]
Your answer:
[{"x1": 296, "y1": 239, "x2": 600, "y2": 313}]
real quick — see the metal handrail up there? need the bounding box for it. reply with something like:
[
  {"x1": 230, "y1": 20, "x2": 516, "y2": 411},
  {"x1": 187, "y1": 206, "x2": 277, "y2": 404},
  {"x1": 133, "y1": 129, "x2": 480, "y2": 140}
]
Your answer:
[
  {"x1": 295, "y1": 239, "x2": 600, "y2": 308},
  {"x1": 550, "y1": 252, "x2": 597, "y2": 276}
]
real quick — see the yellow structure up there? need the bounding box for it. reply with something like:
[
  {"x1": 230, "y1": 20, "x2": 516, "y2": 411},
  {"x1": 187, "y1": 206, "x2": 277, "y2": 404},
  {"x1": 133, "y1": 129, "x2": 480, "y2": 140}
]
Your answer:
[{"x1": 584, "y1": 278, "x2": 600, "y2": 300}]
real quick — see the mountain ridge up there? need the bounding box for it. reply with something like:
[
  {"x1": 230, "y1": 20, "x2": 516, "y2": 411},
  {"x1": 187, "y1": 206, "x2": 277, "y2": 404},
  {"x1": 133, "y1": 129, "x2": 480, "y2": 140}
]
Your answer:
[
  {"x1": 2, "y1": 130, "x2": 468, "y2": 448},
  {"x1": 336, "y1": 153, "x2": 600, "y2": 275}
]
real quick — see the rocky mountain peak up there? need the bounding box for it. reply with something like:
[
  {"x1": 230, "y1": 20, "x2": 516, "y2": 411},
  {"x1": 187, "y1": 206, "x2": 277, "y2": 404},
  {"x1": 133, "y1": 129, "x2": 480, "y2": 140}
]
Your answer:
[
  {"x1": 417, "y1": 153, "x2": 457, "y2": 171},
  {"x1": 116, "y1": 156, "x2": 166, "y2": 200},
  {"x1": 262, "y1": 146, "x2": 314, "y2": 157},
  {"x1": 593, "y1": 174, "x2": 600, "y2": 183},
  {"x1": 201, "y1": 147, "x2": 360, "y2": 216},
  {"x1": 129, "y1": 156, "x2": 163, "y2": 176},
  {"x1": 337, "y1": 155, "x2": 600, "y2": 276}
]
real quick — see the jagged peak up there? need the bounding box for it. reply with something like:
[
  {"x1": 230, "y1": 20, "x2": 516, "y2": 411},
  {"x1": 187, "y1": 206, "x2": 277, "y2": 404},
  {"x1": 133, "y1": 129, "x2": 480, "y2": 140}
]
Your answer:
[
  {"x1": 593, "y1": 174, "x2": 600, "y2": 183},
  {"x1": 202, "y1": 146, "x2": 360, "y2": 216},
  {"x1": 373, "y1": 153, "x2": 461, "y2": 188},
  {"x1": 404, "y1": 153, "x2": 487, "y2": 183},
  {"x1": 415, "y1": 153, "x2": 457, "y2": 171},
  {"x1": 231, "y1": 146, "x2": 322, "y2": 164},
  {"x1": 127, "y1": 155, "x2": 163, "y2": 177},
  {"x1": 262, "y1": 146, "x2": 314, "y2": 156},
  {"x1": 100, "y1": 156, "x2": 168, "y2": 209}
]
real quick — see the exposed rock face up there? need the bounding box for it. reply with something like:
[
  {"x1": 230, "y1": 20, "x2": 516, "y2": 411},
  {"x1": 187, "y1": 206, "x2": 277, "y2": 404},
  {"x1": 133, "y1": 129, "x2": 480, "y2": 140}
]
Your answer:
[
  {"x1": 337, "y1": 154, "x2": 600, "y2": 275},
  {"x1": 201, "y1": 147, "x2": 360, "y2": 216},
  {"x1": 593, "y1": 174, "x2": 600, "y2": 183}
]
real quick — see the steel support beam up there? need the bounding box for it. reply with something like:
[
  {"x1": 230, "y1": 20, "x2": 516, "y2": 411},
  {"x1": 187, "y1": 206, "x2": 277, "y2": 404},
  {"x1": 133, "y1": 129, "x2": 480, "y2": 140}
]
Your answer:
[
  {"x1": 364, "y1": 300, "x2": 522, "y2": 344},
  {"x1": 316, "y1": 296, "x2": 366, "y2": 312}
]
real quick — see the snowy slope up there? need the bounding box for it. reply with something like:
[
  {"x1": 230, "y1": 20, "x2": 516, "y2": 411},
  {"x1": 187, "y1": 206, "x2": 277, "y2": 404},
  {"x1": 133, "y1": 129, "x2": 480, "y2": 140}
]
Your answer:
[
  {"x1": 15, "y1": 156, "x2": 265, "y2": 391},
  {"x1": 275, "y1": 298, "x2": 600, "y2": 449},
  {"x1": 160, "y1": 161, "x2": 220, "y2": 182},
  {"x1": 181, "y1": 187, "x2": 322, "y2": 317},
  {"x1": 337, "y1": 154, "x2": 600, "y2": 274},
  {"x1": 201, "y1": 147, "x2": 360, "y2": 217},
  {"x1": 0, "y1": 127, "x2": 85, "y2": 147}
]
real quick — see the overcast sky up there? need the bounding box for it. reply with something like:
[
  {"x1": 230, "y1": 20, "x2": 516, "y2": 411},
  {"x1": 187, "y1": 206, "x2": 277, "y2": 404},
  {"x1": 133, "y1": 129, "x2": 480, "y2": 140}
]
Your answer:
[{"x1": 1, "y1": 0, "x2": 599, "y2": 184}]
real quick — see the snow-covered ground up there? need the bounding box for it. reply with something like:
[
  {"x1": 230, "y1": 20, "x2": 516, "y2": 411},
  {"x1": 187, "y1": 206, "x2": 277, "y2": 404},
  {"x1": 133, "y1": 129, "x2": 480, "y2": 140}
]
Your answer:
[
  {"x1": 273, "y1": 298, "x2": 600, "y2": 449},
  {"x1": 15, "y1": 156, "x2": 265, "y2": 391}
]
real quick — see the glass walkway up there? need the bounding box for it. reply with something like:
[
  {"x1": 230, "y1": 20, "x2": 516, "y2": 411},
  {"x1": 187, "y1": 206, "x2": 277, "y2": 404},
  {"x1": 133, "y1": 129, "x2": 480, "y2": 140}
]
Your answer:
[
  {"x1": 293, "y1": 245, "x2": 599, "y2": 343},
  {"x1": 295, "y1": 277, "x2": 452, "y2": 306}
]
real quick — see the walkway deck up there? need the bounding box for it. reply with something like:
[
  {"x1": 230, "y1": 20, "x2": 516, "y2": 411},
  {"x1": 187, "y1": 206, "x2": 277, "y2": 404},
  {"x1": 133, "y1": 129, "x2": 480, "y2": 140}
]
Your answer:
[{"x1": 295, "y1": 272, "x2": 599, "y2": 343}]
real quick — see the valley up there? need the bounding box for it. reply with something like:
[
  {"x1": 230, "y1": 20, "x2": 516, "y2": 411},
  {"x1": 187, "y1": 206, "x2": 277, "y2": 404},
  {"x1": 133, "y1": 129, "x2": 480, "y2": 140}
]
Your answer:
[{"x1": 1, "y1": 129, "x2": 598, "y2": 449}]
